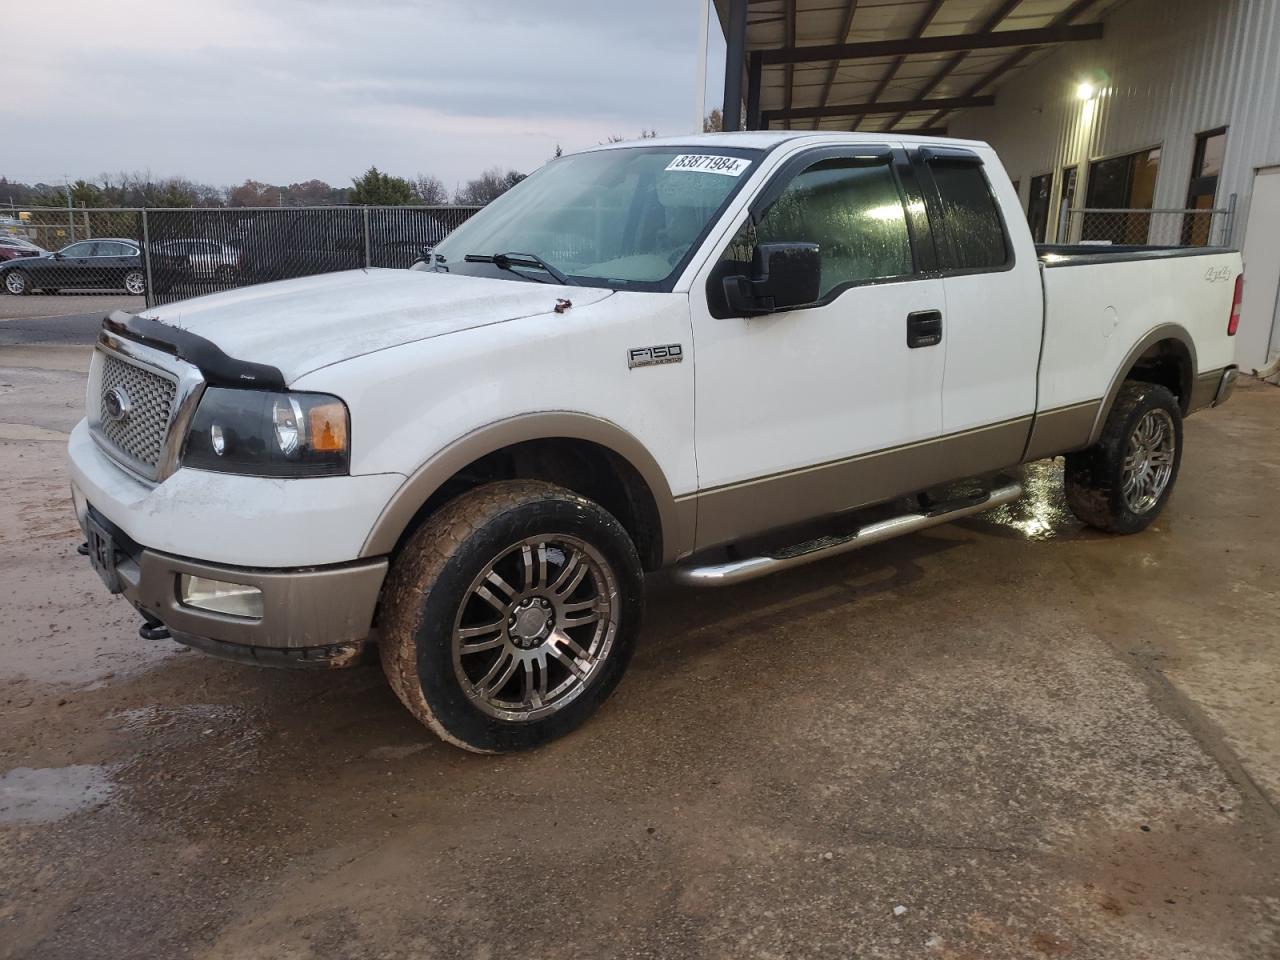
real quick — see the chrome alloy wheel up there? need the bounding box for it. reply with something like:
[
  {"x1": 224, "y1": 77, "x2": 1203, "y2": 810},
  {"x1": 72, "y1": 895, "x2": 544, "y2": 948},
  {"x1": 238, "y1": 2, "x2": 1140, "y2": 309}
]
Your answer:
[
  {"x1": 1122, "y1": 408, "x2": 1176, "y2": 514},
  {"x1": 4, "y1": 271, "x2": 27, "y2": 294},
  {"x1": 123, "y1": 271, "x2": 146, "y2": 295},
  {"x1": 452, "y1": 535, "x2": 619, "y2": 722}
]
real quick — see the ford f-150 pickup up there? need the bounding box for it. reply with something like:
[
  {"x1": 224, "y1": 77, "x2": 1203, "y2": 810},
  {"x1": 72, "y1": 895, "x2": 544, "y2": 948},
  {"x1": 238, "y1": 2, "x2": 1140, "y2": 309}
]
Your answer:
[{"x1": 68, "y1": 132, "x2": 1243, "y2": 752}]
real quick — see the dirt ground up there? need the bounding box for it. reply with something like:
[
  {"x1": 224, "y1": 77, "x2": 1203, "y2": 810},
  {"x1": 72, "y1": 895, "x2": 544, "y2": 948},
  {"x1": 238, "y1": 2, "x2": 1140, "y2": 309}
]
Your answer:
[{"x1": 2, "y1": 334, "x2": 1279, "y2": 960}]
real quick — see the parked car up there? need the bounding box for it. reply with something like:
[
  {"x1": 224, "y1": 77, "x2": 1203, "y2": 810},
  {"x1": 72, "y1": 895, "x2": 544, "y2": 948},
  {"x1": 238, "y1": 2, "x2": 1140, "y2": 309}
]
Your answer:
[
  {"x1": 0, "y1": 238, "x2": 188, "y2": 295},
  {"x1": 0, "y1": 235, "x2": 48, "y2": 262},
  {"x1": 69, "y1": 133, "x2": 1241, "y2": 753},
  {"x1": 153, "y1": 239, "x2": 243, "y2": 282}
]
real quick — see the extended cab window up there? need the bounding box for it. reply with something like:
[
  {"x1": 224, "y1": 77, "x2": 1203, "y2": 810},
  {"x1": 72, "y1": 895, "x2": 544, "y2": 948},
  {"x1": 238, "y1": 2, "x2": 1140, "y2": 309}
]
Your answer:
[
  {"x1": 927, "y1": 160, "x2": 1009, "y2": 271},
  {"x1": 722, "y1": 158, "x2": 913, "y2": 300}
]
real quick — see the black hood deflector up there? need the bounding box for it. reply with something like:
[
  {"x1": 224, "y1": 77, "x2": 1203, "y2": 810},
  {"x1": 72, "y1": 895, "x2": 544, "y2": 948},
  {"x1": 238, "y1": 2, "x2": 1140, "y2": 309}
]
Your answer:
[{"x1": 103, "y1": 311, "x2": 287, "y2": 390}]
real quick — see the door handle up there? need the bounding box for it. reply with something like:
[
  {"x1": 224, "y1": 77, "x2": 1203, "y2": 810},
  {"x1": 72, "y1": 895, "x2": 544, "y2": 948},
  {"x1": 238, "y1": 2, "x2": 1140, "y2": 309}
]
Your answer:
[{"x1": 907, "y1": 309, "x2": 943, "y2": 348}]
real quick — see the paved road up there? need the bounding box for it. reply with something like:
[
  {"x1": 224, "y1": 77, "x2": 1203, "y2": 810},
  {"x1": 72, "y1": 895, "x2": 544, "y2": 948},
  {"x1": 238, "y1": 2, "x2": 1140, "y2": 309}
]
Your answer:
[
  {"x1": 0, "y1": 293, "x2": 142, "y2": 323},
  {"x1": 0, "y1": 293, "x2": 140, "y2": 347},
  {"x1": 3, "y1": 345, "x2": 1280, "y2": 959}
]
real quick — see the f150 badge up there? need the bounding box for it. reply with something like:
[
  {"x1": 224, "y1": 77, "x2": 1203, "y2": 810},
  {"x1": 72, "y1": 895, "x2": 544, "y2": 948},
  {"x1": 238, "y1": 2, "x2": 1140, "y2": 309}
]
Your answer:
[{"x1": 628, "y1": 344, "x2": 683, "y2": 369}]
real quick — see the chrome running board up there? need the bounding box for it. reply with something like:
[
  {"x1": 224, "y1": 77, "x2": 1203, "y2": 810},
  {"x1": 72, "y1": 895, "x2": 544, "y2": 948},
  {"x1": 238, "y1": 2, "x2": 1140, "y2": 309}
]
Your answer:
[{"x1": 672, "y1": 482, "x2": 1024, "y2": 588}]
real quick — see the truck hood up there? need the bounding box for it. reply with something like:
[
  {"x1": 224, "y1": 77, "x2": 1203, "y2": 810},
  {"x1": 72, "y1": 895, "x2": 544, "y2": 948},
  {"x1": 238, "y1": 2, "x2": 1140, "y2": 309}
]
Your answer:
[{"x1": 140, "y1": 268, "x2": 612, "y2": 383}]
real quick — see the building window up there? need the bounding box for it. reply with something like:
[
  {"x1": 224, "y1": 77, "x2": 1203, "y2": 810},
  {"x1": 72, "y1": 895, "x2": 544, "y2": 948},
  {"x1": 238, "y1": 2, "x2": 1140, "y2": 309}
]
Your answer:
[
  {"x1": 1082, "y1": 146, "x2": 1161, "y2": 244},
  {"x1": 1183, "y1": 127, "x2": 1227, "y2": 245},
  {"x1": 1057, "y1": 166, "x2": 1078, "y2": 241},
  {"x1": 1027, "y1": 172, "x2": 1053, "y2": 243}
]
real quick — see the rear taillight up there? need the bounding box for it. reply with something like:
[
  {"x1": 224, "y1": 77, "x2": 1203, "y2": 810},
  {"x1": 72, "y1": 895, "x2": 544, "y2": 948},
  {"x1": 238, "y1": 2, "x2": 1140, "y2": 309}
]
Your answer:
[{"x1": 1228, "y1": 274, "x2": 1243, "y2": 336}]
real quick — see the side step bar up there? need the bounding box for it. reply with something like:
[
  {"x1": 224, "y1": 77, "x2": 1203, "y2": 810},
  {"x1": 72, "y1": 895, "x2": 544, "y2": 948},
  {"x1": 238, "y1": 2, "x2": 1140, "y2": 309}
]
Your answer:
[{"x1": 672, "y1": 482, "x2": 1024, "y2": 588}]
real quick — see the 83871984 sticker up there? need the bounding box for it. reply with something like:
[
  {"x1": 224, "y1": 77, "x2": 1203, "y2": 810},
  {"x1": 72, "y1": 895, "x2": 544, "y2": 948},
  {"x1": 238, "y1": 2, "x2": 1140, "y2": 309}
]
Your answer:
[{"x1": 664, "y1": 154, "x2": 751, "y2": 176}]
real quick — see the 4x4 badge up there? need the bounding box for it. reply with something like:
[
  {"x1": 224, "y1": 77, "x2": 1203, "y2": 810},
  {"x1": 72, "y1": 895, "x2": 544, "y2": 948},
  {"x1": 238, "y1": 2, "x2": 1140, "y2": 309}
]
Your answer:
[{"x1": 628, "y1": 344, "x2": 683, "y2": 369}]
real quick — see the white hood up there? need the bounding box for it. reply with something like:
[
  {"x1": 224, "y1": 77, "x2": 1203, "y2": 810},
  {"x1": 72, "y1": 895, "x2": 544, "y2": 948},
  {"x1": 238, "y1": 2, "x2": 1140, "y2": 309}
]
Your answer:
[{"x1": 141, "y1": 268, "x2": 613, "y2": 383}]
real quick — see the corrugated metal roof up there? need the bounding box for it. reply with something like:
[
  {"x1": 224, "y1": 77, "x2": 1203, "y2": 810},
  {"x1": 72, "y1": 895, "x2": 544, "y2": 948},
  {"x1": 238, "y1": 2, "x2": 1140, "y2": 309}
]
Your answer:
[{"x1": 713, "y1": 0, "x2": 1129, "y2": 132}]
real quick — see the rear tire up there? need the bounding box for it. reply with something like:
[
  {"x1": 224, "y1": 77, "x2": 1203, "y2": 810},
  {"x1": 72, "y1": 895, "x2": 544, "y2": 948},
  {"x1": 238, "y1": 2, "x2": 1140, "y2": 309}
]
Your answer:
[
  {"x1": 123, "y1": 270, "x2": 146, "y2": 295},
  {"x1": 379, "y1": 480, "x2": 644, "y2": 753},
  {"x1": 1064, "y1": 382, "x2": 1183, "y2": 534}
]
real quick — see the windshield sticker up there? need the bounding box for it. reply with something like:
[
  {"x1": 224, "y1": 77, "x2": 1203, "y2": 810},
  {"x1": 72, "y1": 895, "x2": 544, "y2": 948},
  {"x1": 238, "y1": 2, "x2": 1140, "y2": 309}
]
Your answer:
[{"x1": 664, "y1": 154, "x2": 750, "y2": 177}]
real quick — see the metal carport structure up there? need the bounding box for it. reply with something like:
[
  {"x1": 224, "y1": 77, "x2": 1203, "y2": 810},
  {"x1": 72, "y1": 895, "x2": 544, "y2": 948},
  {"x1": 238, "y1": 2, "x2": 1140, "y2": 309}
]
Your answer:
[{"x1": 713, "y1": 0, "x2": 1124, "y2": 133}]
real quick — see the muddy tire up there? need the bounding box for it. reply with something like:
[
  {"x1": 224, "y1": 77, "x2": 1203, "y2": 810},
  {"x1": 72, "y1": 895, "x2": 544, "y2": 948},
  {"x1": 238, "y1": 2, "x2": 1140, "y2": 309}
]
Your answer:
[
  {"x1": 1064, "y1": 382, "x2": 1183, "y2": 534},
  {"x1": 379, "y1": 480, "x2": 643, "y2": 753}
]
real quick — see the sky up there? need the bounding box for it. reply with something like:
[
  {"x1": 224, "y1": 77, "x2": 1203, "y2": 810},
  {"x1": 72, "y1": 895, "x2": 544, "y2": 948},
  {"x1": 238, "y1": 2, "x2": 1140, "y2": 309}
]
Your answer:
[{"x1": 4, "y1": 0, "x2": 726, "y2": 191}]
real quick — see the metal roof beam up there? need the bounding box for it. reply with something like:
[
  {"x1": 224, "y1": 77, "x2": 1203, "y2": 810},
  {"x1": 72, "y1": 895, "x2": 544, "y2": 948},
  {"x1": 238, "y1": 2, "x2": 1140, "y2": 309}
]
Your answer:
[
  {"x1": 917, "y1": 0, "x2": 1108, "y2": 129},
  {"x1": 815, "y1": 1, "x2": 861, "y2": 130},
  {"x1": 853, "y1": 0, "x2": 946, "y2": 131},
  {"x1": 881, "y1": 0, "x2": 1025, "y2": 130},
  {"x1": 764, "y1": 94, "x2": 996, "y2": 124},
  {"x1": 759, "y1": 23, "x2": 1102, "y2": 65}
]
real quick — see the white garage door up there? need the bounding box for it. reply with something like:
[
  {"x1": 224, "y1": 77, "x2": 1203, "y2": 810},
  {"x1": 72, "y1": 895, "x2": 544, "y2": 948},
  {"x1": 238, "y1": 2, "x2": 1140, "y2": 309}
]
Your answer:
[{"x1": 1237, "y1": 166, "x2": 1280, "y2": 370}]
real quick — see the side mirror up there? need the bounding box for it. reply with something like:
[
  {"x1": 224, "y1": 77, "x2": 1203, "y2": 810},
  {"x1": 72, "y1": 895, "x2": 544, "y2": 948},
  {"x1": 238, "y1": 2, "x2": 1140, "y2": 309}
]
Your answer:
[
  {"x1": 722, "y1": 242, "x2": 821, "y2": 316},
  {"x1": 52, "y1": 251, "x2": 65, "y2": 260}
]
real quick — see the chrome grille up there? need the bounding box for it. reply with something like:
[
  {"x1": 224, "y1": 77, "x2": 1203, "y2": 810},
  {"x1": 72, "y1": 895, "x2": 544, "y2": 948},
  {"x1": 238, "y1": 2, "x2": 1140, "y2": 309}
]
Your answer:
[{"x1": 97, "y1": 353, "x2": 178, "y2": 471}]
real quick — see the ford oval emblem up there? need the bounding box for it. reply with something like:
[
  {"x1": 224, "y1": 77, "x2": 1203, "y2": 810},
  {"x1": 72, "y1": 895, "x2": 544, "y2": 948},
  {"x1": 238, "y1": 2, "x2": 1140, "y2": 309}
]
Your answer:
[{"x1": 103, "y1": 387, "x2": 132, "y2": 423}]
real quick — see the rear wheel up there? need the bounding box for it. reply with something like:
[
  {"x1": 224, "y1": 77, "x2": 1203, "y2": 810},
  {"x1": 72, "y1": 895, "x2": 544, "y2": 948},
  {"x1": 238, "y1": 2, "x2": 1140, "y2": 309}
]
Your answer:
[
  {"x1": 1065, "y1": 382, "x2": 1183, "y2": 534},
  {"x1": 3, "y1": 270, "x2": 29, "y2": 295},
  {"x1": 379, "y1": 480, "x2": 644, "y2": 753},
  {"x1": 123, "y1": 270, "x2": 146, "y2": 295}
]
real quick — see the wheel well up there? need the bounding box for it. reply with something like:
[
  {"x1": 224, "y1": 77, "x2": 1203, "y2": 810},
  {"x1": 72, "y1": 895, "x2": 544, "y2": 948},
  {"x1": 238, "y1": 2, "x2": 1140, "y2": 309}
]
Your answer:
[
  {"x1": 395, "y1": 438, "x2": 665, "y2": 571},
  {"x1": 1125, "y1": 338, "x2": 1193, "y2": 413}
]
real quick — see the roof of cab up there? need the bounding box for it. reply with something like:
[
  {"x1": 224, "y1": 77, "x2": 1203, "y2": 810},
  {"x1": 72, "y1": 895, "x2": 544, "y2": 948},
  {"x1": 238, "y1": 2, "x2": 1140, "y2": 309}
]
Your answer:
[{"x1": 579, "y1": 130, "x2": 991, "y2": 154}]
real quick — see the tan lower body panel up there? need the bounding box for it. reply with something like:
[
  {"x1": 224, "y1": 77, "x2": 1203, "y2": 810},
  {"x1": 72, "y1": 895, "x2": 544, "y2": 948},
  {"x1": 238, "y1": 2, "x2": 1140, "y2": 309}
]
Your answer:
[
  {"x1": 1188, "y1": 367, "x2": 1228, "y2": 414},
  {"x1": 1021, "y1": 399, "x2": 1102, "y2": 462},
  {"x1": 689, "y1": 417, "x2": 1032, "y2": 552}
]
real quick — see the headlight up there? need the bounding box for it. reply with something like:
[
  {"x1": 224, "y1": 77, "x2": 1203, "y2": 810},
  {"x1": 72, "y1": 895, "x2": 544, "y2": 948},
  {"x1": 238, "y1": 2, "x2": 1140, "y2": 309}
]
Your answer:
[{"x1": 183, "y1": 388, "x2": 349, "y2": 477}]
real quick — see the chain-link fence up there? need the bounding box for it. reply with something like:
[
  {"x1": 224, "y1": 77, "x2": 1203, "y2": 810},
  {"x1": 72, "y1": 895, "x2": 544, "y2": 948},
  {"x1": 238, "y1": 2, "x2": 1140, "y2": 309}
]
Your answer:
[
  {"x1": 1061, "y1": 203, "x2": 1235, "y2": 248},
  {"x1": 0, "y1": 205, "x2": 481, "y2": 305}
]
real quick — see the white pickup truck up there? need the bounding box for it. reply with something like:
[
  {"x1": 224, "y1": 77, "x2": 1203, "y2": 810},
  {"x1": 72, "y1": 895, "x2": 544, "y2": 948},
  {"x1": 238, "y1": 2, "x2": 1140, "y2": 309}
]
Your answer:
[{"x1": 69, "y1": 132, "x2": 1242, "y2": 752}]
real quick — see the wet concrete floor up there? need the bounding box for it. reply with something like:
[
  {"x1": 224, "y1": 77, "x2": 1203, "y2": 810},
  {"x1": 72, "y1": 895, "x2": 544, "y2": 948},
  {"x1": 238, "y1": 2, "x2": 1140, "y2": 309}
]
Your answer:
[{"x1": 2, "y1": 340, "x2": 1279, "y2": 959}]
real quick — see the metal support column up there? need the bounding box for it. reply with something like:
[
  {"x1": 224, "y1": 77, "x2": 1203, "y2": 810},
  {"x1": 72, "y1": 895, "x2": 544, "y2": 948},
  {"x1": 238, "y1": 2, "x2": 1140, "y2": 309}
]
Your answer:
[
  {"x1": 362, "y1": 207, "x2": 372, "y2": 268},
  {"x1": 140, "y1": 209, "x2": 155, "y2": 309},
  {"x1": 746, "y1": 51, "x2": 763, "y2": 130},
  {"x1": 721, "y1": 0, "x2": 748, "y2": 132}
]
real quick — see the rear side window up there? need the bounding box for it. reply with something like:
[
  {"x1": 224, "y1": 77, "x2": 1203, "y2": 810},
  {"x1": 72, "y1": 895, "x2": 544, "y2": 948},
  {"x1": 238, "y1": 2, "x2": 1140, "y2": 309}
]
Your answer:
[
  {"x1": 722, "y1": 158, "x2": 914, "y2": 301},
  {"x1": 927, "y1": 160, "x2": 1009, "y2": 271}
]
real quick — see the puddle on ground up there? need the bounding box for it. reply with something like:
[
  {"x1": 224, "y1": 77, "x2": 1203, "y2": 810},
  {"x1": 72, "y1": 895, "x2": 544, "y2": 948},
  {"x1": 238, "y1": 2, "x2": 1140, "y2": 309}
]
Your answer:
[
  {"x1": 0, "y1": 764, "x2": 112, "y2": 825},
  {"x1": 978, "y1": 461, "x2": 1088, "y2": 541}
]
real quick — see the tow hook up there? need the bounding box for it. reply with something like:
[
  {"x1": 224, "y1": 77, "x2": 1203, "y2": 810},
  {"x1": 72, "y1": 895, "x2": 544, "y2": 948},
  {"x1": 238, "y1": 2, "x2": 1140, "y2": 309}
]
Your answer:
[{"x1": 139, "y1": 617, "x2": 171, "y2": 641}]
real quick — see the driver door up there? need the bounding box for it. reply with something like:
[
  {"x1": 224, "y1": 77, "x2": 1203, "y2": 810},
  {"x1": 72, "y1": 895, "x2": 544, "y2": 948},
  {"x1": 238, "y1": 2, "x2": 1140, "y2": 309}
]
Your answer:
[
  {"x1": 689, "y1": 146, "x2": 947, "y2": 549},
  {"x1": 48, "y1": 240, "x2": 98, "y2": 288}
]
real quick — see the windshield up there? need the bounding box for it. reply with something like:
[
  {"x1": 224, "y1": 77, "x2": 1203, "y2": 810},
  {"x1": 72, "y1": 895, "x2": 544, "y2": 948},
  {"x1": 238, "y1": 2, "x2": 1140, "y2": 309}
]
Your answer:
[{"x1": 429, "y1": 145, "x2": 761, "y2": 290}]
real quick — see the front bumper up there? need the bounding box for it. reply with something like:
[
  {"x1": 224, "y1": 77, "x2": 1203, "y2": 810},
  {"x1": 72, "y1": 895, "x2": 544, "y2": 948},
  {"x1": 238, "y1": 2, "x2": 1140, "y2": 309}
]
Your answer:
[{"x1": 74, "y1": 495, "x2": 388, "y2": 668}]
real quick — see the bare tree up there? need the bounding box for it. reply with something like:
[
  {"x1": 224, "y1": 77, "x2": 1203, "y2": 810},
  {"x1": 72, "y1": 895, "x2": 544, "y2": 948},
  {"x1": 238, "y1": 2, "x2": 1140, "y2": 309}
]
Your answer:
[
  {"x1": 413, "y1": 174, "x2": 449, "y2": 205},
  {"x1": 454, "y1": 168, "x2": 525, "y2": 205}
]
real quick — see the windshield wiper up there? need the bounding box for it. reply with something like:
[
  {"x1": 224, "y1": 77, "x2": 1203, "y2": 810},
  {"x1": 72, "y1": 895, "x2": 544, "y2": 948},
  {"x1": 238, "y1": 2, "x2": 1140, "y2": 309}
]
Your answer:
[{"x1": 463, "y1": 251, "x2": 577, "y2": 287}]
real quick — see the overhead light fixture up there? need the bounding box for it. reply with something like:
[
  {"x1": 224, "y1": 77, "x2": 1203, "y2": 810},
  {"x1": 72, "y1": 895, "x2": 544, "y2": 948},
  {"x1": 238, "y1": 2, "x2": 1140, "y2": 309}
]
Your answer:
[{"x1": 1076, "y1": 81, "x2": 1097, "y2": 101}]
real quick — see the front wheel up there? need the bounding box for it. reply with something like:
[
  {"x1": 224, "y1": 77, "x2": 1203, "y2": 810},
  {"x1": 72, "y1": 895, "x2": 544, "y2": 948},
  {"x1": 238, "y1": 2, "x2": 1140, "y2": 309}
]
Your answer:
[
  {"x1": 1065, "y1": 382, "x2": 1183, "y2": 534},
  {"x1": 123, "y1": 270, "x2": 146, "y2": 295},
  {"x1": 3, "y1": 270, "x2": 29, "y2": 295},
  {"x1": 379, "y1": 480, "x2": 644, "y2": 753}
]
